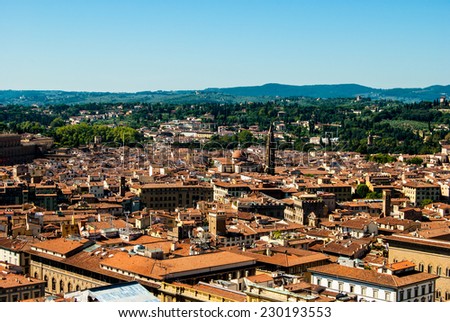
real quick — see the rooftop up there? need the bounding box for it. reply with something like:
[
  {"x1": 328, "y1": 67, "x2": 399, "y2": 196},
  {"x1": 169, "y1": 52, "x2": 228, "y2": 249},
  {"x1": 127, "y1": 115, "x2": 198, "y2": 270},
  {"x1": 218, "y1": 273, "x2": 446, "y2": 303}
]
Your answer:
[
  {"x1": 100, "y1": 250, "x2": 256, "y2": 280},
  {"x1": 309, "y1": 263, "x2": 437, "y2": 288},
  {"x1": 0, "y1": 272, "x2": 46, "y2": 289}
]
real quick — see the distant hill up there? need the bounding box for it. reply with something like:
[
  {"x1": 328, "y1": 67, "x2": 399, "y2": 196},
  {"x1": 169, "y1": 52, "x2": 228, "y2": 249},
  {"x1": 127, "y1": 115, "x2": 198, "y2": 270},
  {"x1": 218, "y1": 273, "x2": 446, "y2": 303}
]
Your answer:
[
  {"x1": 204, "y1": 83, "x2": 375, "y2": 98},
  {"x1": 0, "y1": 83, "x2": 449, "y2": 105},
  {"x1": 205, "y1": 83, "x2": 450, "y2": 101}
]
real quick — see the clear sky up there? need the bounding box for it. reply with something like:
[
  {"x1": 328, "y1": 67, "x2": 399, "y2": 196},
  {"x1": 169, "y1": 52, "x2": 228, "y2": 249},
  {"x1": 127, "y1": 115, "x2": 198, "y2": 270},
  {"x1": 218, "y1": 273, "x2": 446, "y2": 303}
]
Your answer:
[{"x1": 1, "y1": 0, "x2": 449, "y2": 92}]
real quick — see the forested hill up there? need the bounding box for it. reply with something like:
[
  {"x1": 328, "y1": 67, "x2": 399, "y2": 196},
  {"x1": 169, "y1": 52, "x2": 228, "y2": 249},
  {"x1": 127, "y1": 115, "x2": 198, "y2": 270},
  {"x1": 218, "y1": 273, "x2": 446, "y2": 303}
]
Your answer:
[
  {"x1": 0, "y1": 83, "x2": 449, "y2": 105},
  {"x1": 205, "y1": 83, "x2": 450, "y2": 101},
  {"x1": 204, "y1": 83, "x2": 374, "y2": 98}
]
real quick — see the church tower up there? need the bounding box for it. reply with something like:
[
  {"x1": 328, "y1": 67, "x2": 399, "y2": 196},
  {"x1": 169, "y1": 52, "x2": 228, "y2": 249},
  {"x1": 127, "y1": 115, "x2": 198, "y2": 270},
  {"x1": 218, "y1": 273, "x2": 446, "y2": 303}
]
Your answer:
[
  {"x1": 265, "y1": 123, "x2": 276, "y2": 175},
  {"x1": 208, "y1": 209, "x2": 227, "y2": 236}
]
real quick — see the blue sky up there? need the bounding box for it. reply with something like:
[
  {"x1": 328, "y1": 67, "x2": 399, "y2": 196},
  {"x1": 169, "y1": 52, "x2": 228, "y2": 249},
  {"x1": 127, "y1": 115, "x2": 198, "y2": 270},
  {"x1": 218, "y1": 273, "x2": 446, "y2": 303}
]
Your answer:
[{"x1": 1, "y1": 0, "x2": 449, "y2": 91}]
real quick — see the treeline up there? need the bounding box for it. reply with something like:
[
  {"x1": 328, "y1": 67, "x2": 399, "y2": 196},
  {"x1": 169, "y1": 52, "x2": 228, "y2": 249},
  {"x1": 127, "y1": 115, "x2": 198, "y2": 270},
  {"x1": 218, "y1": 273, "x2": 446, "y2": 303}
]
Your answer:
[
  {"x1": 1, "y1": 97, "x2": 450, "y2": 153},
  {"x1": 54, "y1": 124, "x2": 141, "y2": 147}
]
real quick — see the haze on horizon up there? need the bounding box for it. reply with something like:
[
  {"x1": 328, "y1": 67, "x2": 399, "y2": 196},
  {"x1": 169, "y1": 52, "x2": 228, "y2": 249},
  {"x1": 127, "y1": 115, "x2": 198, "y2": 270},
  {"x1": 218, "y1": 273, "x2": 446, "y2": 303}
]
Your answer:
[{"x1": 1, "y1": 0, "x2": 449, "y2": 92}]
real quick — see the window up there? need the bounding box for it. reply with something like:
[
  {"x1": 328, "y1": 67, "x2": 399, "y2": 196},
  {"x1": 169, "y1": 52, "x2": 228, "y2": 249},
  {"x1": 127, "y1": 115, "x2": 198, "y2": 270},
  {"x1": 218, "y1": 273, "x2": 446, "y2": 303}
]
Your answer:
[
  {"x1": 422, "y1": 285, "x2": 426, "y2": 295},
  {"x1": 399, "y1": 291, "x2": 404, "y2": 301},
  {"x1": 317, "y1": 278, "x2": 322, "y2": 286},
  {"x1": 414, "y1": 287, "x2": 419, "y2": 297},
  {"x1": 407, "y1": 289, "x2": 411, "y2": 299},
  {"x1": 350, "y1": 285, "x2": 355, "y2": 293},
  {"x1": 361, "y1": 287, "x2": 367, "y2": 296},
  {"x1": 437, "y1": 266, "x2": 442, "y2": 276},
  {"x1": 327, "y1": 280, "x2": 332, "y2": 288},
  {"x1": 385, "y1": 292, "x2": 391, "y2": 301},
  {"x1": 446, "y1": 267, "x2": 450, "y2": 277},
  {"x1": 446, "y1": 292, "x2": 450, "y2": 301},
  {"x1": 418, "y1": 263, "x2": 424, "y2": 272},
  {"x1": 428, "y1": 284, "x2": 433, "y2": 294},
  {"x1": 428, "y1": 264, "x2": 433, "y2": 274},
  {"x1": 373, "y1": 289, "x2": 379, "y2": 299},
  {"x1": 436, "y1": 290, "x2": 441, "y2": 299},
  {"x1": 51, "y1": 278, "x2": 56, "y2": 292},
  {"x1": 338, "y1": 283, "x2": 343, "y2": 292}
]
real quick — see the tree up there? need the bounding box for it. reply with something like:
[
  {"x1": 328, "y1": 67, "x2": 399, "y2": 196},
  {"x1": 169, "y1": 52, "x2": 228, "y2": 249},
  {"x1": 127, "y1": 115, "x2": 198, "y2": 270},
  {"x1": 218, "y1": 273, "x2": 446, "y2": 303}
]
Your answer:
[
  {"x1": 50, "y1": 117, "x2": 66, "y2": 128},
  {"x1": 420, "y1": 199, "x2": 433, "y2": 208},
  {"x1": 405, "y1": 157, "x2": 423, "y2": 166},
  {"x1": 238, "y1": 130, "x2": 255, "y2": 146},
  {"x1": 271, "y1": 231, "x2": 282, "y2": 239},
  {"x1": 368, "y1": 154, "x2": 397, "y2": 164},
  {"x1": 355, "y1": 184, "x2": 370, "y2": 198},
  {"x1": 366, "y1": 191, "x2": 382, "y2": 199}
]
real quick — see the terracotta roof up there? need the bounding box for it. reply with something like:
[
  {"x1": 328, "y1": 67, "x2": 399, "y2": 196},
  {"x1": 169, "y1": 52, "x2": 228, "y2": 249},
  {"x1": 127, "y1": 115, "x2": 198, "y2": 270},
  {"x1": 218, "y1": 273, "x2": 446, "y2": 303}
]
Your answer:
[
  {"x1": 319, "y1": 239, "x2": 370, "y2": 257},
  {"x1": 388, "y1": 260, "x2": 416, "y2": 271},
  {"x1": 190, "y1": 283, "x2": 246, "y2": 302},
  {"x1": 30, "y1": 238, "x2": 92, "y2": 256},
  {"x1": 0, "y1": 237, "x2": 34, "y2": 251},
  {"x1": 376, "y1": 217, "x2": 413, "y2": 226},
  {"x1": 245, "y1": 274, "x2": 274, "y2": 284},
  {"x1": 340, "y1": 218, "x2": 373, "y2": 230},
  {"x1": 403, "y1": 181, "x2": 439, "y2": 188},
  {"x1": 125, "y1": 235, "x2": 167, "y2": 245},
  {"x1": 0, "y1": 272, "x2": 46, "y2": 289},
  {"x1": 26, "y1": 248, "x2": 160, "y2": 289},
  {"x1": 230, "y1": 249, "x2": 328, "y2": 268},
  {"x1": 309, "y1": 263, "x2": 437, "y2": 288},
  {"x1": 384, "y1": 234, "x2": 450, "y2": 250},
  {"x1": 100, "y1": 251, "x2": 256, "y2": 280},
  {"x1": 417, "y1": 227, "x2": 450, "y2": 239}
]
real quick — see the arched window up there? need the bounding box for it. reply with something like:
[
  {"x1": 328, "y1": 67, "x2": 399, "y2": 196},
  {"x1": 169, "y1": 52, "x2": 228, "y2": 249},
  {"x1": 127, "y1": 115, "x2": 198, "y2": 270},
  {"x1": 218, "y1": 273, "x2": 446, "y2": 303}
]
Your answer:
[
  {"x1": 446, "y1": 267, "x2": 450, "y2": 277},
  {"x1": 44, "y1": 275, "x2": 49, "y2": 289},
  {"x1": 436, "y1": 289, "x2": 441, "y2": 300},
  {"x1": 51, "y1": 278, "x2": 56, "y2": 292},
  {"x1": 59, "y1": 280, "x2": 64, "y2": 293},
  {"x1": 428, "y1": 264, "x2": 433, "y2": 274},
  {"x1": 76, "y1": 285, "x2": 80, "y2": 291},
  {"x1": 446, "y1": 292, "x2": 450, "y2": 301},
  {"x1": 67, "y1": 282, "x2": 72, "y2": 293},
  {"x1": 437, "y1": 266, "x2": 442, "y2": 276},
  {"x1": 418, "y1": 263, "x2": 424, "y2": 272},
  {"x1": 34, "y1": 272, "x2": 39, "y2": 279}
]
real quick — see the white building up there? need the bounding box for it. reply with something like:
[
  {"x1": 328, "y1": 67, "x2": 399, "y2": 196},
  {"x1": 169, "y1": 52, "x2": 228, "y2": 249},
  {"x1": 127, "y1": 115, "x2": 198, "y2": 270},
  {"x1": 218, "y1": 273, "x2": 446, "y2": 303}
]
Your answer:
[
  {"x1": 402, "y1": 181, "x2": 441, "y2": 206},
  {"x1": 88, "y1": 182, "x2": 105, "y2": 199},
  {"x1": 309, "y1": 261, "x2": 438, "y2": 302}
]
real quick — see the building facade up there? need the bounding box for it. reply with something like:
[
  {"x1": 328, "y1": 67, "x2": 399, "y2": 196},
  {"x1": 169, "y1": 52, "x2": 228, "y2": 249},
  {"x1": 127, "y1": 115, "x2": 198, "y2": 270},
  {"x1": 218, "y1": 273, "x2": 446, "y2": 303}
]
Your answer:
[
  {"x1": 402, "y1": 181, "x2": 441, "y2": 206},
  {"x1": 0, "y1": 273, "x2": 46, "y2": 302},
  {"x1": 384, "y1": 234, "x2": 450, "y2": 301},
  {"x1": 131, "y1": 183, "x2": 213, "y2": 211},
  {"x1": 309, "y1": 262, "x2": 438, "y2": 302}
]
